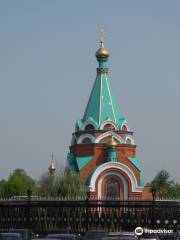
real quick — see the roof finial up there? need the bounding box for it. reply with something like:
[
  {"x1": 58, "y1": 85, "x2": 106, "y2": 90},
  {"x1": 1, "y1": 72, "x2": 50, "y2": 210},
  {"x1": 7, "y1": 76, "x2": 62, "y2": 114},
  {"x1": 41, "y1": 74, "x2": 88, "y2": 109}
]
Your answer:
[
  {"x1": 99, "y1": 28, "x2": 105, "y2": 48},
  {"x1": 107, "y1": 135, "x2": 117, "y2": 148},
  {"x1": 48, "y1": 152, "x2": 56, "y2": 174},
  {"x1": 51, "y1": 152, "x2": 54, "y2": 162},
  {"x1": 96, "y1": 28, "x2": 109, "y2": 59}
]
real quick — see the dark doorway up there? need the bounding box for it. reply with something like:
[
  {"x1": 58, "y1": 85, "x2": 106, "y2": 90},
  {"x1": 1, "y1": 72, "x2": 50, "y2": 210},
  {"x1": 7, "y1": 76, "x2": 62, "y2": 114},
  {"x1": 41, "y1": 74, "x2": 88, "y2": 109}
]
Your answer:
[{"x1": 105, "y1": 178, "x2": 120, "y2": 199}]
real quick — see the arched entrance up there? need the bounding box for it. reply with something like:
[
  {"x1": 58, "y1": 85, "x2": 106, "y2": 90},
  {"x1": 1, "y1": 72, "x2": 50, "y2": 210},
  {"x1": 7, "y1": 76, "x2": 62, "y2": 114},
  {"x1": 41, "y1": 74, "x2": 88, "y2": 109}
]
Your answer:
[
  {"x1": 101, "y1": 175, "x2": 124, "y2": 199},
  {"x1": 105, "y1": 178, "x2": 120, "y2": 199},
  {"x1": 89, "y1": 162, "x2": 143, "y2": 200}
]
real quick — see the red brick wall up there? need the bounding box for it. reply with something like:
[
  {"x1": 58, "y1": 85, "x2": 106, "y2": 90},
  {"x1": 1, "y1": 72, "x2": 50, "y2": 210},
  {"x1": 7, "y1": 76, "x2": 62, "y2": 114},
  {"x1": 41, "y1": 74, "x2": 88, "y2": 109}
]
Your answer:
[{"x1": 69, "y1": 129, "x2": 144, "y2": 199}]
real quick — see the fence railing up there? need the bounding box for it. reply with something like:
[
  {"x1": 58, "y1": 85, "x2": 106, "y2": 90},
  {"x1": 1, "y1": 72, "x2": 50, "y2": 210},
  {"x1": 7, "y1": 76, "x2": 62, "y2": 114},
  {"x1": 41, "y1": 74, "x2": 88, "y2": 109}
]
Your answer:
[{"x1": 0, "y1": 199, "x2": 180, "y2": 234}]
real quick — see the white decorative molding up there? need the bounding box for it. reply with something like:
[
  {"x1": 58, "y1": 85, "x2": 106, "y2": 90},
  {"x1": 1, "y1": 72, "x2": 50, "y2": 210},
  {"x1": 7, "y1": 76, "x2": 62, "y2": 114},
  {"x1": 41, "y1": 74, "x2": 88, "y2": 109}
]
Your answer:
[
  {"x1": 121, "y1": 120, "x2": 130, "y2": 131},
  {"x1": 89, "y1": 162, "x2": 143, "y2": 193},
  {"x1": 124, "y1": 135, "x2": 135, "y2": 145},
  {"x1": 99, "y1": 74, "x2": 102, "y2": 126},
  {"x1": 77, "y1": 134, "x2": 96, "y2": 144},
  {"x1": 100, "y1": 120, "x2": 117, "y2": 130},
  {"x1": 95, "y1": 131, "x2": 123, "y2": 144},
  {"x1": 105, "y1": 74, "x2": 117, "y2": 123},
  {"x1": 82, "y1": 120, "x2": 97, "y2": 130}
]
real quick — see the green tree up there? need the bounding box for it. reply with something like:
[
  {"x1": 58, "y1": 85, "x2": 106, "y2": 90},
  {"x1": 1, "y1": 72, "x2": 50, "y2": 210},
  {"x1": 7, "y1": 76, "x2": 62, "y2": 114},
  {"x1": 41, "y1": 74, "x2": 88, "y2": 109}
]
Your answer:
[
  {"x1": 0, "y1": 179, "x2": 7, "y2": 198},
  {"x1": 58, "y1": 172, "x2": 86, "y2": 198},
  {"x1": 37, "y1": 171, "x2": 59, "y2": 197},
  {"x1": 3, "y1": 168, "x2": 36, "y2": 198},
  {"x1": 37, "y1": 170, "x2": 86, "y2": 198},
  {"x1": 170, "y1": 182, "x2": 180, "y2": 199},
  {"x1": 150, "y1": 170, "x2": 175, "y2": 199}
]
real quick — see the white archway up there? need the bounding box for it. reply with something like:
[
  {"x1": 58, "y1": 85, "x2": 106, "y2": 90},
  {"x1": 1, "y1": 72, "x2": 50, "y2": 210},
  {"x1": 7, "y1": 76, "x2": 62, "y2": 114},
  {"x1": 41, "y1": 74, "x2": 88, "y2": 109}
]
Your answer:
[
  {"x1": 121, "y1": 120, "x2": 130, "y2": 131},
  {"x1": 100, "y1": 120, "x2": 117, "y2": 130},
  {"x1": 77, "y1": 134, "x2": 96, "y2": 144},
  {"x1": 95, "y1": 131, "x2": 124, "y2": 144},
  {"x1": 82, "y1": 120, "x2": 98, "y2": 130},
  {"x1": 124, "y1": 135, "x2": 135, "y2": 145},
  {"x1": 89, "y1": 162, "x2": 143, "y2": 193}
]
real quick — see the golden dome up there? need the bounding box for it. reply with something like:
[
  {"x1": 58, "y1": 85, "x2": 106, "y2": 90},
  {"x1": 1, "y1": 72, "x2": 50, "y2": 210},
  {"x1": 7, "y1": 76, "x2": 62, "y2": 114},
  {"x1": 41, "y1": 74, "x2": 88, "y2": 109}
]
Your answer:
[
  {"x1": 48, "y1": 161, "x2": 56, "y2": 174},
  {"x1": 96, "y1": 46, "x2": 109, "y2": 59},
  {"x1": 107, "y1": 136, "x2": 117, "y2": 148}
]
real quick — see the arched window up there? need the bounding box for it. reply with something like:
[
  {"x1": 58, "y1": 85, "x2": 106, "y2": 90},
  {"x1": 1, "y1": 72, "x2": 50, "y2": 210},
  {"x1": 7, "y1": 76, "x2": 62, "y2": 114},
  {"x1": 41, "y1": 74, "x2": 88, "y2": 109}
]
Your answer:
[
  {"x1": 105, "y1": 178, "x2": 120, "y2": 199},
  {"x1": 82, "y1": 137, "x2": 92, "y2": 144},
  {"x1": 126, "y1": 138, "x2": 132, "y2": 144},
  {"x1": 122, "y1": 125, "x2": 128, "y2": 131},
  {"x1": 103, "y1": 124, "x2": 115, "y2": 131},
  {"x1": 85, "y1": 124, "x2": 95, "y2": 131}
]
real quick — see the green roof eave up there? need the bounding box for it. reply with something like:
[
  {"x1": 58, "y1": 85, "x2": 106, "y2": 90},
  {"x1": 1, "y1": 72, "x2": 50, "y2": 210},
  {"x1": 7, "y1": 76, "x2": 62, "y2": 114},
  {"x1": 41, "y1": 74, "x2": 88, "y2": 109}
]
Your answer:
[
  {"x1": 76, "y1": 119, "x2": 83, "y2": 131},
  {"x1": 140, "y1": 171, "x2": 144, "y2": 187},
  {"x1": 67, "y1": 152, "x2": 77, "y2": 172},
  {"x1": 127, "y1": 157, "x2": 141, "y2": 171},
  {"x1": 128, "y1": 157, "x2": 144, "y2": 187},
  {"x1": 76, "y1": 156, "x2": 93, "y2": 170}
]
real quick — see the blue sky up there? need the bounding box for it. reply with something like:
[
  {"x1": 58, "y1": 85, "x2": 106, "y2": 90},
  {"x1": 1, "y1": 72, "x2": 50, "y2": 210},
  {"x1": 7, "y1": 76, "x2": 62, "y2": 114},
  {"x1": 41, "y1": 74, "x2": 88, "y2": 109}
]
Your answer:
[{"x1": 0, "y1": 0, "x2": 180, "y2": 183}]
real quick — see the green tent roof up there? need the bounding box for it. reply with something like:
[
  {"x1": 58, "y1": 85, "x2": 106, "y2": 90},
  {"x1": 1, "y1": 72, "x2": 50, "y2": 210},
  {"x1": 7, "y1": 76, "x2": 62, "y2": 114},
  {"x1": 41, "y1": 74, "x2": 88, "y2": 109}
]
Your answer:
[{"x1": 82, "y1": 45, "x2": 124, "y2": 129}]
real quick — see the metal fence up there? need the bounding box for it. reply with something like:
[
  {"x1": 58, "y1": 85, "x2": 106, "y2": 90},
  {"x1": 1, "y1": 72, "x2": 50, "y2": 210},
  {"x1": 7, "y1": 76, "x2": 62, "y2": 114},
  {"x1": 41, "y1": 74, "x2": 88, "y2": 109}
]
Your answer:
[{"x1": 0, "y1": 198, "x2": 180, "y2": 234}]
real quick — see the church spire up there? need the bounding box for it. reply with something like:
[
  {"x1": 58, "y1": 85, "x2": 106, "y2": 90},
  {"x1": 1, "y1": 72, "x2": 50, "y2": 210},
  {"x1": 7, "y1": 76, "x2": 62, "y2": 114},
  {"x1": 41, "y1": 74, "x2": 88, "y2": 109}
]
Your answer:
[{"x1": 82, "y1": 35, "x2": 124, "y2": 130}]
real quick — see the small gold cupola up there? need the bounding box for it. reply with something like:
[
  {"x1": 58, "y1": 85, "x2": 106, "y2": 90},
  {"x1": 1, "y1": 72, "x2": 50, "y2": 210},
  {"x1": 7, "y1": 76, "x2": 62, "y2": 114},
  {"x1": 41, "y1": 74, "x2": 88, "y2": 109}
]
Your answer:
[
  {"x1": 95, "y1": 44, "x2": 109, "y2": 59},
  {"x1": 107, "y1": 135, "x2": 117, "y2": 148},
  {"x1": 48, "y1": 153, "x2": 56, "y2": 174}
]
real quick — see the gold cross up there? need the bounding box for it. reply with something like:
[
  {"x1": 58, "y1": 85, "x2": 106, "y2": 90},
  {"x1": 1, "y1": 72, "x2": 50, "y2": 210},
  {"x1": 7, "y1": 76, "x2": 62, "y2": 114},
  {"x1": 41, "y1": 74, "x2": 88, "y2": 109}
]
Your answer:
[
  {"x1": 99, "y1": 28, "x2": 106, "y2": 45},
  {"x1": 51, "y1": 153, "x2": 54, "y2": 162}
]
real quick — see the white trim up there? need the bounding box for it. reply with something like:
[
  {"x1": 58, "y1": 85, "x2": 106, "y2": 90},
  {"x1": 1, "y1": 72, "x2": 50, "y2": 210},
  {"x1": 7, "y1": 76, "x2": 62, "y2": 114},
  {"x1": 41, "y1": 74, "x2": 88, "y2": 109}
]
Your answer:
[
  {"x1": 77, "y1": 134, "x2": 95, "y2": 144},
  {"x1": 98, "y1": 171, "x2": 129, "y2": 200},
  {"x1": 121, "y1": 120, "x2": 130, "y2": 131},
  {"x1": 99, "y1": 74, "x2": 102, "y2": 126},
  {"x1": 124, "y1": 135, "x2": 135, "y2": 145},
  {"x1": 82, "y1": 121, "x2": 97, "y2": 130},
  {"x1": 95, "y1": 131, "x2": 123, "y2": 144},
  {"x1": 105, "y1": 74, "x2": 117, "y2": 123},
  {"x1": 100, "y1": 120, "x2": 117, "y2": 130},
  {"x1": 89, "y1": 162, "x2": 143, "y2": 193}
]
